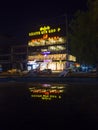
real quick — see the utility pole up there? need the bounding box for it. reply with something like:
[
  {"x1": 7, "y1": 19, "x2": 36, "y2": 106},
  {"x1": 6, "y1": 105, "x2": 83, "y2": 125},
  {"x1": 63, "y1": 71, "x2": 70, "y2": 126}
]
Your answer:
[
  {"x1": 11, "y1": 46, "x2": 13, "y2": 68},
  {"x1": 65, "y1": 14, "x2": 69, "y2": 68},
  {"x1": 66, "y1": 14, "x2": 69, "y2": 61}
]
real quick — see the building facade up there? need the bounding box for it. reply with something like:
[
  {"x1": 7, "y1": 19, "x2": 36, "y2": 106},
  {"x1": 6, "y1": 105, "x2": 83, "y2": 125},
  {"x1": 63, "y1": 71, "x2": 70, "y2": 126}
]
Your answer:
[
  {"x1": 27, "y1": 24, "x2": 76, "y2": 71},
  {"x1": 0, "y1": 45, "x2": 27, "y2": 71},
  {"x1": 0, "y1": 24, "x2": 76, "y2": 72}
]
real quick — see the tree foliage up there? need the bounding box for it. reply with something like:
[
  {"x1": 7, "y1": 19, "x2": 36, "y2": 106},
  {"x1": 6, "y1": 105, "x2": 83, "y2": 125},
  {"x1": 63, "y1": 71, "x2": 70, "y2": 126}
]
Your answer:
[{"x1": 69, "y1": 0, "x2": 98, "y2": 65}]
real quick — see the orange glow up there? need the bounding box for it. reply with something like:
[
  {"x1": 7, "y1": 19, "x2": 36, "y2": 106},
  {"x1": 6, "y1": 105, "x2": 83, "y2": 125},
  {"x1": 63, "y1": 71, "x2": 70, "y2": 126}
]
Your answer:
[
  {"x1": 28, "y1": 36, "x2": 65, "y2": 47},
  {"x1": 45, "y1": 91, "x2": 49, "y2": 95},
  {"x1": 43, "y1": 34, "x2": 48, "y2": 39},
  {"x1": 75, "y1": 63, "x2": 80, "y2": 67}
]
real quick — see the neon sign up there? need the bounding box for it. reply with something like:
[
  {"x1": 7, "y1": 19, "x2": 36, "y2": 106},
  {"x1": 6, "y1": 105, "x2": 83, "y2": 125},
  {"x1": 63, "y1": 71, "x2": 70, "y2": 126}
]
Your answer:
[{"x1": 29, "y1": 26, "x2": 61, "y2": 36}]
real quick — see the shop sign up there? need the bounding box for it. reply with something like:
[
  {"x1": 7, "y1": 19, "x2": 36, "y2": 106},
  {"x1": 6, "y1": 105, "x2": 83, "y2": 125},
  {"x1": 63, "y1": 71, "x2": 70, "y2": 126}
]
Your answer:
[{"x1": 29, "y1": 26, "x2": 61, "y2": 36}]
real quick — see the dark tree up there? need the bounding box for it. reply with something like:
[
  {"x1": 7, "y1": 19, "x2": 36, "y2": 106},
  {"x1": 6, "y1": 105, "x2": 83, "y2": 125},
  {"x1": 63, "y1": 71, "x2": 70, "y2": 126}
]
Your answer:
[{"x1": 69, "y1": 0, "x2": 98, "y2": 66}]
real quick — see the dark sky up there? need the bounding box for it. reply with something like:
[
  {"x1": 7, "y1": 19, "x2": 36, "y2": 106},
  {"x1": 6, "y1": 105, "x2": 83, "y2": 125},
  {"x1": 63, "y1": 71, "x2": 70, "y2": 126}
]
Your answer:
[{"x1": 0, "y1": 0, "x2": 88, "y2": 45}]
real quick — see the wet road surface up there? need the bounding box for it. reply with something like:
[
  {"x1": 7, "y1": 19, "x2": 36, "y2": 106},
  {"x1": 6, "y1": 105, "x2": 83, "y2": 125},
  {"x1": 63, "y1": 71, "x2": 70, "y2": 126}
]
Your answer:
[{"x1": 0, "y1": 82, "x2": 98, "y2": 130}]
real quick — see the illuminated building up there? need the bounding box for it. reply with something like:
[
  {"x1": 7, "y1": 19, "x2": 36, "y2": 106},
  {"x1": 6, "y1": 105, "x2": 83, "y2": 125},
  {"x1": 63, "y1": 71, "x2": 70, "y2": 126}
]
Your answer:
[
  {"x1": 0, "y1": 24, "x2": 76, "y2": 72},
  {"x1": 27, "y1": 25, "x2": 76, "y2": 71}
]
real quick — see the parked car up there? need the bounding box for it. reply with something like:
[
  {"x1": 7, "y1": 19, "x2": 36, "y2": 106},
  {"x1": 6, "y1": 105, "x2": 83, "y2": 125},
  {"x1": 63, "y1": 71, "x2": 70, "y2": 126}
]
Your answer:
[
  {"x1": 7, "y1": 69, "x2": 21, "y2": 74},
  {"x1": 41, "y1": 69, "x2": 52, "y2": 74}
]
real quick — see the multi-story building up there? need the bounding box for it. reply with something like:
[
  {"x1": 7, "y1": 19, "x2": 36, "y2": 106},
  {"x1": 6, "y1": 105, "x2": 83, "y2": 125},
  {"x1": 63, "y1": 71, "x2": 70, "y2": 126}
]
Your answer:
[
  {"x1": 0, "y1": 44, "x2": 27, "y2": 71},
  {"x1": 27, "y1": 24, "x2": 76, "y2": 71},
  {"x1": 0, "y1": 34, "x2": 28, "y2": 71},
  {"x1": 0, "y1": 24, "x2": 76, "y2": 72}
]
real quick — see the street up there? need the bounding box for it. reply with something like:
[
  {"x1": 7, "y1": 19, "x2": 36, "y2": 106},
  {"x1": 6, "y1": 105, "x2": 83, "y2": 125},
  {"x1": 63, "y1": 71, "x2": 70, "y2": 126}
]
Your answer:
[{"x1": 0, "y1": 82, "x2": 98, "y2": 130}]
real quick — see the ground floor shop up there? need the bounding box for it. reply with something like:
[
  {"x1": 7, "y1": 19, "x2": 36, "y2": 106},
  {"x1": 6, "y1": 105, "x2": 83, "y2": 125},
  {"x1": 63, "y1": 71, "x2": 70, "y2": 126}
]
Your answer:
[{"x1": 27, "y1": 53, "x2": 76, "y2": 71}]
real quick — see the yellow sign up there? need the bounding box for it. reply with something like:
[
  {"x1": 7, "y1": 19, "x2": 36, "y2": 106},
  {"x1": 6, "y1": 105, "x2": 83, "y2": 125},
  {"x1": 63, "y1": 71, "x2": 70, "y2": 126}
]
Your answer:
[
  {"x1": 31, "y1": 94, "x2": 62, "y2": 100},
  {"x1": 29, "y1": 26, "x2": 61, "y2": 36}
]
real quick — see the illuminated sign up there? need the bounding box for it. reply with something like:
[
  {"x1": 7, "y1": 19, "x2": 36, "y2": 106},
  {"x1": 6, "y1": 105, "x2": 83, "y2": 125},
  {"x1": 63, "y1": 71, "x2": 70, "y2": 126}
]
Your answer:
[
  {"x1": 28, "y1": 36, "x2": 66, "y2": 47},
  {"x1": 29, "y1": 26, "x2": 61, "y2": 36}
]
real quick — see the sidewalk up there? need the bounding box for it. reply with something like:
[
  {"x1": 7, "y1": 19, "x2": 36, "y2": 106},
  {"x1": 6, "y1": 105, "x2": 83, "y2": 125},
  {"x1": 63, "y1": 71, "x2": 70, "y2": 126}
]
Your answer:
[
  {"x1": 0, "y1": 71, "x2": 97, "y2": 78},
  {"x1": 67, "y1": 72, "x2": 97, "y2": 78}
]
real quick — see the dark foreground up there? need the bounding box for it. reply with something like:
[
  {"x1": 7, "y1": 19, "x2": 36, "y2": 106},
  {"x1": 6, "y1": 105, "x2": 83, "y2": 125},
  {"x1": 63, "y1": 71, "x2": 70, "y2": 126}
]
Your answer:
[
  {"x1": 0, "y1": 82, "x2": 98, "y2": 130},
  {"x1": 0, "y1": 76, "x2": 98, "y2": 85}
]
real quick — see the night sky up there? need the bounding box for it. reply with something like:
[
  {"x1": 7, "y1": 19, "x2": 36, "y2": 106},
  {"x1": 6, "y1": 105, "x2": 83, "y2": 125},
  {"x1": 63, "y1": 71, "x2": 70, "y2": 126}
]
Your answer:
[{"x1": 0, "y1": 0, "x2": 87, "y2": 45}]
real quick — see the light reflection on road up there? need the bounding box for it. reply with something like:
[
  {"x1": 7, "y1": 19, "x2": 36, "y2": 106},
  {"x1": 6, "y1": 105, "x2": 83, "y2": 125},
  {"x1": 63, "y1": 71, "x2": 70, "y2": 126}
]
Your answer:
[
  {"x1": 28, "y1": 83, "x2": 68, "y2": 101},
  {"x1": 0, "y1": 82, "x2": 98, "y2": 129}
]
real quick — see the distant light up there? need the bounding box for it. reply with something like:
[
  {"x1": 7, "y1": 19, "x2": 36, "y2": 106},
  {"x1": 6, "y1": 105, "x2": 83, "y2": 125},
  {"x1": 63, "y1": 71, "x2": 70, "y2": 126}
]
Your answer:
[{"x1": 42, "y1": 51, "x2": 50, "y2": 55}]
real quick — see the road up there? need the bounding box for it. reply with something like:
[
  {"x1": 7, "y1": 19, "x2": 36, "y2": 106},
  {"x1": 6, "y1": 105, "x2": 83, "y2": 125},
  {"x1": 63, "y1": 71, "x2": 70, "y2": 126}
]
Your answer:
[{"x1": 0, "y1": 82, "x2": 98, "y2": 130}]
